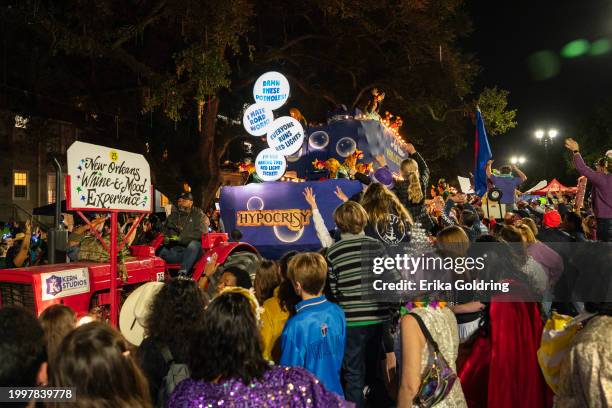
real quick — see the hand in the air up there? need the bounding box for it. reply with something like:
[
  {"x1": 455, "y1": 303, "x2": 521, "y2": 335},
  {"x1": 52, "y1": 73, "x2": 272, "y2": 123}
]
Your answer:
[
  {"x1": 565, "y1": 138, "x2": 579, "y2": 152},
  {"x1": 334, "y1": 186, "x2": 349, "y2": 202},
  {"x1": 303, "y1": 187, "x2": 318, "y2": 209}
]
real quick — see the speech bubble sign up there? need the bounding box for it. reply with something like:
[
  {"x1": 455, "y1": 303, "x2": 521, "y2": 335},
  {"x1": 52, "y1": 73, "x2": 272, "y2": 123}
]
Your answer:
[
  {"x1": 266, "y1": 116, "x2": 305, "y2": 156},
  {"x1": 255, "y1": 148, "x2": 287, "y2": 181},
  {"x1": 242, "y1": 103, "x2": 274, "y2": 136},
  {"x1": 253, "y1": 71, "x2": 290, "y2": 110}
]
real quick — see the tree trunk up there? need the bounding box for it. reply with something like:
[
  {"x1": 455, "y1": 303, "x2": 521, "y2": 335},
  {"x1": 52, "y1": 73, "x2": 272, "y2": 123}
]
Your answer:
[{"x1": 198, "y1": 97, "x2": 221, "y2": 209}]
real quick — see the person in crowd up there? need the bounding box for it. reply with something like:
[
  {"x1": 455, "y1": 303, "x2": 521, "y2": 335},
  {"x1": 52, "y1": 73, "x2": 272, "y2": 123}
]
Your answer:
[
  {"x1": 137, "y1": 278, "x2": 207, "y2": 406},
  {"x1": 393, "y1": 143, "x2": 435, "y2": 232},
  {"x1": 361, "y1": 182, "x2": 414, "y2": 245},
  {"x1": 253, "y1": 259, "x2": 281, "y2": 305},
  {"x1": 260, "y1": 251, "x2": 297, "y2": 362},
  {"x1": 561, "y1": 211, "x2": 589, "y2": 242},
  {"x1": 443, "y1": 193, "x2": 484, "y2": 242},
  {"x1": 582, "y1": 214, "x2": 598, "y2": 240},
  {"x1": 395, "y1": 299, "x2": 467, "y2": 407},
  {"x1": 216, "y1": 265, "x2": 253, "y2": 294},
  {"x1": 49, "y1": 322, "x2": 151, "y2": 408},
  {"x1": 486, "y1": 160, "x2": 527, "y2": 209},
  {"x1": 556, "y1": 302, "x2": 612, "y2": 407},
  {"x1": 565, "y1": 138, "x2": 611, "y2": 241},
  {"x1": 39, "y1": 304, "x2": 76, "y2": 364},
  {"x1": 280, "y1": 252, "x2": 346, "y2": 397},
  {"x1": 537, "y1": 209, "x2": 574, "y2": 243},
  {"x1": 132, "y1": 216, "x2": 159, "y2": 246},
  {"x1": 160, "y1": 192, "x2": 209, "y2": 275},
  {"x1": 169, "y1": 289, "x2": 350, "y2": 407},
  {"x1": 326, "y1": 201, "x2": 390, "y2": 407},
  {"x1": 500, "y1": 226, "x2": 549, "y2": 294},
  {"x1": 436, "y1": 226, "x2": 485, "y2": 342},
  {"x1": 516, "y1": 223, "x2": 564, "y2": 286},
  {"x1": 4, "y1": 219, "x2": 32, "y2": 268},
  {"x1": 0, "y1": 306, "x2": 47, "y2": 391},
  {"x1": 459, "y1": 237, "x2": 552, "y2": 408}
]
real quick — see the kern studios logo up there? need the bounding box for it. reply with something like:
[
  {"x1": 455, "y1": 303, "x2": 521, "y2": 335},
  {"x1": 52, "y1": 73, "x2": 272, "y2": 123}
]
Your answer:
[{"x1": 46, "y1": 275, "x2": 63, "y2": 297}]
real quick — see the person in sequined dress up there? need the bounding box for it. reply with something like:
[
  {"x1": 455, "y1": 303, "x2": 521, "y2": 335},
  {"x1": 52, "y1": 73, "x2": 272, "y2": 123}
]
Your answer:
[{"x1": 168, "y1": 288, "x2": 352, "y2": 408}]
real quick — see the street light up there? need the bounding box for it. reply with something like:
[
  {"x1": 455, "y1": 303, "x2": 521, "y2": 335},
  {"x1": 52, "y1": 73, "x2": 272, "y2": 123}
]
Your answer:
[
  {"x1": 534, "y1": 127, "x2": 559, "y2": 179},
  {"x1": 511, "y1": 156, "x2": 526, "y2": 165}
]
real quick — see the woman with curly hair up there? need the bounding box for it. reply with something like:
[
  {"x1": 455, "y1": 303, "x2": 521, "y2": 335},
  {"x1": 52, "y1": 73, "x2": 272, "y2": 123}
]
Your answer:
[
  {"x1": 393, "y1": 143, "x2": 435, "y2": 232},
  {"x1": 136, "y1": 277, "x2": 207, "y2": 407},
  {"x1": 169, "y1": 288, "x2": 350, "y2": 407}
]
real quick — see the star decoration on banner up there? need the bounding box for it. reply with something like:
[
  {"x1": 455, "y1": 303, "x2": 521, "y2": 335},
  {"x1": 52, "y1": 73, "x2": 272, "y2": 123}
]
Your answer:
[
  {"x1": 80, "y1": 195, "x2": 86, "y2": 201},
  {"x1": 77, "y1": 165, "x2": 82, "y2": 171},
  {"x1": 77, "y1": 175, "x2": 81, "y2": 179},
  {"x1": 76, "y1": 186, "x2": 82, "y2": 193}
]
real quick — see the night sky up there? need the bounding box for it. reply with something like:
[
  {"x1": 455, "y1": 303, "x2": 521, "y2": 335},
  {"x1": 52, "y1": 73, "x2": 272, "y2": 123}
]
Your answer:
[{"x1": 465, "y1": 0, "x2": 612, "y2": 184}]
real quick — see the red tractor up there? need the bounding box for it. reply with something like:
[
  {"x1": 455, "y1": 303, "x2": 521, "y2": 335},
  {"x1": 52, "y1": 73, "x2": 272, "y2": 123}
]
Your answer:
[{"x1": 0, "y1": 232, "x2": 259, "y2": 319}]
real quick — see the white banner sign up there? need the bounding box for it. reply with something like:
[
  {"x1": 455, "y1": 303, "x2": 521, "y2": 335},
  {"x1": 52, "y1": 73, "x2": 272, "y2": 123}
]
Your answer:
[
  {"x1": 67, "y1": 141, "x2": 152, "y2": 211},
  {"x1": 255, "y1": 148, "x2": 287, "y2": 181},
  {"x1": 266, "y1": 116, "x2": 305, "y2": 156},
  {"x1": 253, "y1": 71, "x2": 290, "y2": 110},
  {"x1": 243, "y1": 103, "x2": 274, "y2": 136},
  {"x1": 41, "y1": 268, "x2": 90, "y2": 301}
]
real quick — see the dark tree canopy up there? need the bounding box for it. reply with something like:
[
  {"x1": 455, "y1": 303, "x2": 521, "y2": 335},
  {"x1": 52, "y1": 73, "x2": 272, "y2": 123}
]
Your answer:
[{"x1": 1, "y1": 0, "x2": 516, "y2": 205}]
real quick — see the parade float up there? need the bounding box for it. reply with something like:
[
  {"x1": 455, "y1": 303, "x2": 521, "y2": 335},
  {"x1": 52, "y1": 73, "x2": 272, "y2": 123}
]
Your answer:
[
  {"x1": 220, "y1": 73, "x2": 411, "y2": 258},
  {"x1": 0, "y1": 142, "x2": 258, "y2": 323}
]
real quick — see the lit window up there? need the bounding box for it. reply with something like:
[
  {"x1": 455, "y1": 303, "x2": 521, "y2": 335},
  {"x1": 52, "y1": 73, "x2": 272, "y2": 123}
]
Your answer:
[
  {"x1": 160, "y1": 194, "x2": 169, "y2": 207},
  {"x1": 47, "y1": 173, "x2": 56, "y2": 204},
  {"x1": 13, "y1": 171, "x2": 28, "y2": 199}
]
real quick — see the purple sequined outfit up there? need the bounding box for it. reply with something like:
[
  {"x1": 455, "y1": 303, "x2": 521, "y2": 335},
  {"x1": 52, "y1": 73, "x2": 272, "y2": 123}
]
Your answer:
[{"x1": 168, "y1": 365, "x2": 353, "y2": 408}]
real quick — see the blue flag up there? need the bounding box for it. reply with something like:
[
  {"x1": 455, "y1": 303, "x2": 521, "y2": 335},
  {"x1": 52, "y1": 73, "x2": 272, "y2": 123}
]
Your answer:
[{"x1": 473, "y1": 110, "x2": 492, "y2": 196}]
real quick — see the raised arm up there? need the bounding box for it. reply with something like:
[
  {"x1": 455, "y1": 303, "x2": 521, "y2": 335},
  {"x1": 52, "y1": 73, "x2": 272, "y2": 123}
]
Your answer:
[
  {"x1": 406, "y1": 143, "x2": 430, "y2": 189},
  {"x1": 565, "y1": 138, "x2": 606, "y2": 188},
  {"x1": 303, "y1": 187, "x2": 334, "y2": 248},
  {"x1": 511, "y1": 164, "x2": 527, "y2": 182},
  {"x1": 486, "y1": 159, "x2": 493, "y2": 179},
  {"x1": 12, "y1": 220, "x2": 32, "y2": 268}
]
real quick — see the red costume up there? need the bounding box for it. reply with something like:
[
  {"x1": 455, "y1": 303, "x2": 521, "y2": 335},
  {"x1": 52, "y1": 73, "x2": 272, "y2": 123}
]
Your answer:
[{"x1": 458, "y1": 281, "x2": 553, "y2": 408}]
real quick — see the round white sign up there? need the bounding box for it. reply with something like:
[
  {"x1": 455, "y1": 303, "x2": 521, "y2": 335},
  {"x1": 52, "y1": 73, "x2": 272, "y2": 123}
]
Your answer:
[
  {"x1": 255, "y1": 148, "x2": 287, "y2": 181},
  {"x1": 242, "y1": 103, "x2": 274, "y2": 136},
  {"x1": 266, "y1": 116, "x2": 305, "y2": 156},
  {"x1": 253, "y1": 71, "x2": 290, "y2": 110}
]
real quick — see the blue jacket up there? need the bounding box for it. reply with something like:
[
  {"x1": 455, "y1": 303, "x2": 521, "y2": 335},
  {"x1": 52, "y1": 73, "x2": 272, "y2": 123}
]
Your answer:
[{"x1": 280, "y1": 295, "x2": 346, "y2": 397}]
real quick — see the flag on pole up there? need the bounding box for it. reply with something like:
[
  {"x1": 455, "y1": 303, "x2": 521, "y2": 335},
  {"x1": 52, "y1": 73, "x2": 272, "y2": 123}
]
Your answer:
[{"x1": 473, "y1": 109, "x2": 492, "y2": 196}]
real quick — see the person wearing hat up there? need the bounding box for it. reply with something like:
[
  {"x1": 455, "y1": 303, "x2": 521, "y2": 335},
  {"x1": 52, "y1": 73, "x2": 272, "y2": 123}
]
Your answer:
[
  {"x1": 565, "y1": 138, "x2": 612, "y2": 242},
  {"x1": 160, "y1": 191, "x2": 209, "y2": 275},
  {"x1": 5, "y1": 219, "x2": 32, "y2": 268},
  {"x1": 537, "y1": 209, "x2": 574, "y2": 243}
]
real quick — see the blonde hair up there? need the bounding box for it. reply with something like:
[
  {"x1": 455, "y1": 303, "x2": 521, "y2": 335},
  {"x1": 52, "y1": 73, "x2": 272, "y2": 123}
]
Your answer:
[
  {"x1": 518, "y1": 224, "x2": 537, "y2": 244},
  {"x1": 219, "y1": 286, "x2": 263, "y2": 323},
  {"x1": 287, "y1": 252, "x2": 327, "y2": 295},
  {"x1": 333, "y1": 201, "x2": 369, "y2": 234},
  {"x1": 400, "y1": 158, "x2": 423, "y2": 203},
  {"x1": 436, "y1": 226, "x2": 470, "y2": 257},
  {"x1": 521, "y1": 217, "x2": 538, "y2": 237},
  {"x1": 361, "y1": 183, "x2": 413, "y2": 230}
]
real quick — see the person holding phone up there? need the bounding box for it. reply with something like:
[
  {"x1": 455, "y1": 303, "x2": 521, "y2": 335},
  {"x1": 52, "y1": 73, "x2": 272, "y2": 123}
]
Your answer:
[{"x1": 5, "y1": 219, "x2": 32, "y2": 268}]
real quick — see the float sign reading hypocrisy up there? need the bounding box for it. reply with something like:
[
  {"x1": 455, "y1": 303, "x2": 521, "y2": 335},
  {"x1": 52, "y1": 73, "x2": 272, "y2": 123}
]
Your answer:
[{"x1": 67, "y1": 141, "x2": 152, "y2": 211}]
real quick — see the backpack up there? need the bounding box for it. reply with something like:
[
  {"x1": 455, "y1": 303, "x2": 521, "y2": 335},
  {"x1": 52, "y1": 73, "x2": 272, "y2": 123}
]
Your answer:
[{"x1": 157, "y1": 346, "x2": 190, "y2": 408}]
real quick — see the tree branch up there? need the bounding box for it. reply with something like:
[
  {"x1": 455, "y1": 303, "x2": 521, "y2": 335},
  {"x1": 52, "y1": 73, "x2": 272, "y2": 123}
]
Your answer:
[
  {"x1": 284, "y1": 74, "x2": 339, "y2": 106},
  {"x1": 111, "y1": 1, "x2": 168, "y2": 50}
]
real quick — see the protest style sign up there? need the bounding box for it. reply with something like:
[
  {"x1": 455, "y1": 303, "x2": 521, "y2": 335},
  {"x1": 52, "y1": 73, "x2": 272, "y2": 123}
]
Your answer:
[
  {"x1": 266, "y1": 116, "x2": 305, "y2": 156},
  {"x1": 67, "y1": 141, "x2": 152, "y2": 212},
  {"x1": 255, "y1": 148, "x2": 287, "y2": 181}
]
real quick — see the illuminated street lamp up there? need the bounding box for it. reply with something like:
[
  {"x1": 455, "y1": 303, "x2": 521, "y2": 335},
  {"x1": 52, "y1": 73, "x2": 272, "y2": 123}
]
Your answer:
[
  {"x1": 510, "y1": 156, "x2": 526, "y2": 165},
  {"x1": 534, "y1": 127, "x2": 559, "y2": 178}
]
